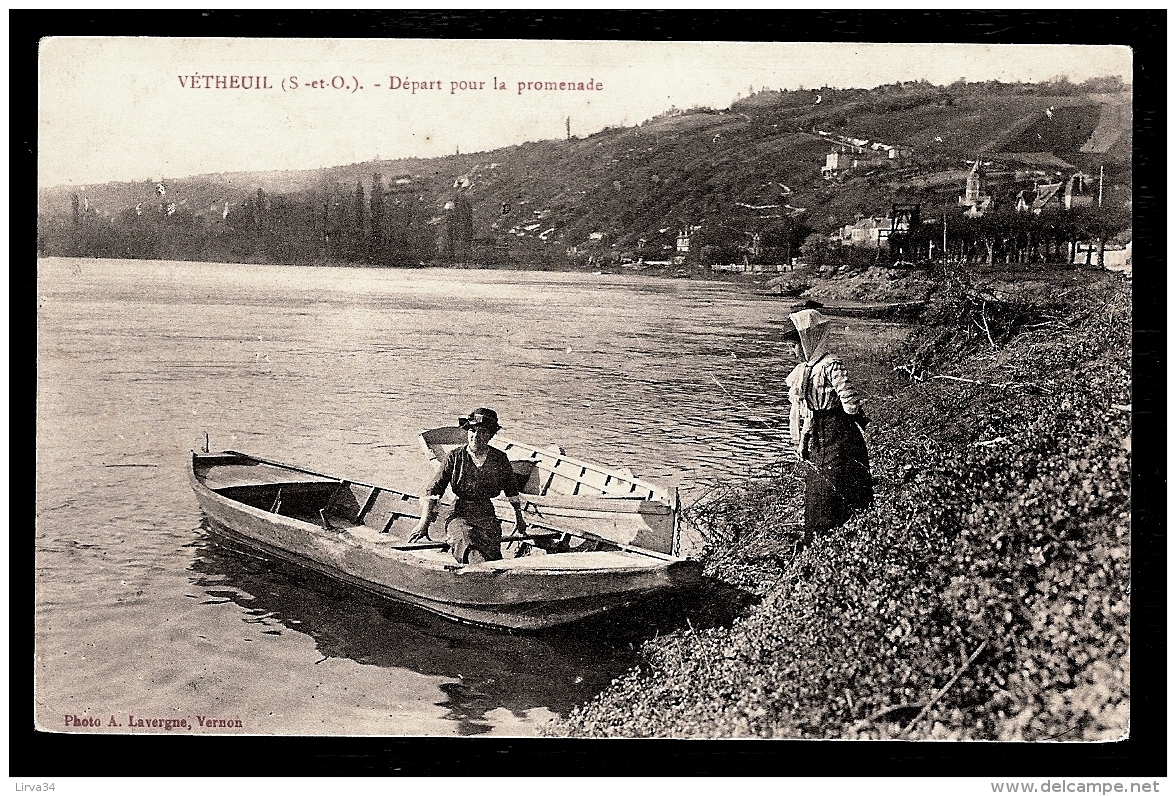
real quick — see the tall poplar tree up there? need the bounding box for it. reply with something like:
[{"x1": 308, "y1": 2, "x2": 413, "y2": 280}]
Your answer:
[
  {"x1": 370, "y1": 173, "x2": 385, "y2": 263},
  {"x1": 353, "y1": 181, "x2": 366, "y2": 261}
]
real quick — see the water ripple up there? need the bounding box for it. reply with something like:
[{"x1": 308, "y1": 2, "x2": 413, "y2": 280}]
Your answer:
[{"x1": 36, "y1": 257, "x2": 908, "y2": 737}]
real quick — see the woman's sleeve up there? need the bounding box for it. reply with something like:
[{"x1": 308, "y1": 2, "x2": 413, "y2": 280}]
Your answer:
[
  {"x1": 788, "y1": 400, "x2": 802, "y2": 455},
  {"x1": 785, "y1": 363, "x2": 804, "y2": 456},
  {"x1": 826, "y1": 360, "x2": 862, "y2": 415},
  {"x1": 497, "y1": 453, "x2": 520, "y2": 499},
  {"x1": 784, "y1": 364, "x2": 799, "y2": 394},
  {"x1": 425, "y1": 449, "x2": 455, "y2": 497}
]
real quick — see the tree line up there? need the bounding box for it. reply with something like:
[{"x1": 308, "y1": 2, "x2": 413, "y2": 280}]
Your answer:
[
  {"x1": 38, "y1": 174, "x2": 477, "y2": 266},
  {"x1": 797, "y1": 202, "x2": 1130, "y2": 268}
]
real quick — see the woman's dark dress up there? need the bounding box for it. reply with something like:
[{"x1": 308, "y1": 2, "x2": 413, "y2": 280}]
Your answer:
[
  {"x1": 425, "y1": 445, "x2": 520, "y2": 564},
  {"x1": 805, "y1": 408, "x2": 873, "y2": 535}
]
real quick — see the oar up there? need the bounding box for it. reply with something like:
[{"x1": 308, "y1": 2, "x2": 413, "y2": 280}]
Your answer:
[
  {"x1": 507, "y1": 515, "x2": 680, "y2": 561},
  {"x1": 381, "y1": 505, "x2": 677, "y2": 561},
  {"x1": 386, "y1": 541, "x2": 450, "y2": 551},
  {"x1": 386, "y1": 529, "x2": 560, "y2": 552}
]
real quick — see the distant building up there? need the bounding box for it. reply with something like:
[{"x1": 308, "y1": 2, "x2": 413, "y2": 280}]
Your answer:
[
  {"x1": 958, "y1": 160, "x2": 993, "y2": 218},
  {"x1": 1015, "y1": 181, "x2": 1064, "y2": 215},
  {"x1": 672, "y1": 225, "x2": 701, "y2": 265},
  {"x1": 1014, "y1": 169, "x2": 1049, "y2": 182},
  {"x1": 194, "y1": 202, "x2": 229, "y2": 230},
  {"x1": 823, "y1": 150, "x2": 848, "y2": 176},
  {"x1": 836, "y1": 216, "x2": 893, "y2": 248},
  {"x1": 1015, "y1": 172, "x2": 1093, "y2": 215},
  {"x1": 822, "y1": 147, "x2": 888, "y2": 178},
  {"x1": 961, "y1": 161, "x2": 987, "y2": 203},
  {"x1": 1064, "y1": 172, "x2": 1094, "y2": 209},
  {"x1": 816, "y1": 129, "x2": 911, "y2": 177}
]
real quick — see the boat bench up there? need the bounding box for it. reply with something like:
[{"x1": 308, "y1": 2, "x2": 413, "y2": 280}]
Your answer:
[
  {"x1": 319, "y1": 481, "x2": 418, "y2": 533},
  {"x1": 511, "y1": 459, "x2": 541, "y2": 493}
]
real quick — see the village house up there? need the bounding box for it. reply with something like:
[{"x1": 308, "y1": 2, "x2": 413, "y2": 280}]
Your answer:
[
  {"x1": 674, "y1": 224, "x2": 702, "y2": 265},
  {"x1": 1063, "y1": 172, "x2": 1095, "y2": 209},
  {"x1": 822, "y1": 147, "x2": 888, "y2": 178},
  {"x1": 1076, "y1": 240, "x2": 1131, "y2": 269},
  {"x1": 834, "y1": 216, "x2": 893, "y2": 248},
  {"x1": 819, "y1": 130, "x2": 912, "y2": 178},
  {"x1": 1015, "y1": 182, "x2": 1062, "y2": 214},
  {"x1": 1014, "y1": 173, "x2": 1091, "y2": 215}
]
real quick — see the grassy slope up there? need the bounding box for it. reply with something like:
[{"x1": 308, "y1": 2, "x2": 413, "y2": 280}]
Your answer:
[
  {"x1": 548, "y1": 269, "x2": 1130, "y2": 740},
  {"x1": 39, "y1": 85, "x2": 1131, "y2": 254}
]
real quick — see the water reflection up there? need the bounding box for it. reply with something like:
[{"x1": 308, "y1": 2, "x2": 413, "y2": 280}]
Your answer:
[{"x1": 188, "y1": 520, "x2": 751, "y2": 735}]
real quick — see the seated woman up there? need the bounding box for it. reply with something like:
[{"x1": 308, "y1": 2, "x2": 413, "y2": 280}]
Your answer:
[{"x1": 409, "y1": 408, "x2": 527, "y2": 564}]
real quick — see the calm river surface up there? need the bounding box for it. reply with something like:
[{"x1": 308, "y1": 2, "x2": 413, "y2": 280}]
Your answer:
[{"x1": 35, "y1": 257, "x2": 909, "y2": 736}]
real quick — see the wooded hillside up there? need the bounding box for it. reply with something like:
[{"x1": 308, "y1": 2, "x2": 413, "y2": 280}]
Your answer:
[{"x1": 38, "y1": 77, "x2": 1132, "y2": 269}]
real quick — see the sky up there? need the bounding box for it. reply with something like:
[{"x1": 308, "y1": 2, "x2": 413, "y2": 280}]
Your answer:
[{"x1": 38, "y1": 38, "x2": 1132, "y2": 187}]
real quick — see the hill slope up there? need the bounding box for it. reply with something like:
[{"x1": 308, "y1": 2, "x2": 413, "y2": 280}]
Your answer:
[{"x1": 38, "y1": 80, "x2": 1131, "y2": 265}]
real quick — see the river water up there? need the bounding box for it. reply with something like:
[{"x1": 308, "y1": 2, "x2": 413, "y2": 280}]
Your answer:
[{"x1": 35, "y1": 257, "x2": 909, "y2": 736}]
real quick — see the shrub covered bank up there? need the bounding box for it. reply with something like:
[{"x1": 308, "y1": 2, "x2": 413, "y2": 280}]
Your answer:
[{"x1": 548, "y1": 271, "x2": 1131, "y2": 740}]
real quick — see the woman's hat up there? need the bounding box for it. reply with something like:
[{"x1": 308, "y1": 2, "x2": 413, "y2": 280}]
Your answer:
[
  {"x1": 458, "y1": 407, "x2": 501, "y2": 431},
  {"x1": 782, "y1": 326, "x2": 802, "y2": 344}
]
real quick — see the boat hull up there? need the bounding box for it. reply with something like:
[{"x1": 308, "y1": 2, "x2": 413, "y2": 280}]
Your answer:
[
  {"x1": 189, "y1": 452, "x2": 700, "y2": 631},
  {"x1": 815, "y1": 301, "x2": 926, "y2": 319},
  {"x1": 761, "y1": 297, "x2": 927, "y2": 319}
]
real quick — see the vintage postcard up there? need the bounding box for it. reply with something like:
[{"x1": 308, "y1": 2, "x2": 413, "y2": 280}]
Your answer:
[{"x1": 35, "y1": 33, "x2": 1138, "y2": 760}]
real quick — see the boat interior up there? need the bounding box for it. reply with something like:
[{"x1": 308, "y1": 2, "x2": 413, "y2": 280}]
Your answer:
[
  {"x1": 420, "y1": 427, "x2": 669, "y2": 503},
  {"x1": 194, "y1": 452, "x2": 608, "y2": 558}
]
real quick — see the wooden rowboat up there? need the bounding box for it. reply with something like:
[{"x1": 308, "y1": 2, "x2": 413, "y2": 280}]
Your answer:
[
  {"x1": 760, "y1": 296, "x2": 927, "y2": 320},
  {"x1": 188, "y1": 450, "x2": 701, "y2": 631},
  {"x1": 814, "y1": 300, "x2": 926, "y2": 319},
  {"x1": 419, "y1": 427, "x2": 681, "y2": 556}
]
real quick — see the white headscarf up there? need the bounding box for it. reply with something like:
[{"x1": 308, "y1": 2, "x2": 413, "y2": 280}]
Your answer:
[
  {"x1": 786, "y1": 310, "x2": 832, "y2": 457},
  {"x1": 790, "y1": 309, "x2": 832, "y2": 364}
]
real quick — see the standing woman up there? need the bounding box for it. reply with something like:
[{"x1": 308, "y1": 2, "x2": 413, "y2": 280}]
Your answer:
[{"x1": 783, "y1": 309, "x2": 873, "y2": 546}]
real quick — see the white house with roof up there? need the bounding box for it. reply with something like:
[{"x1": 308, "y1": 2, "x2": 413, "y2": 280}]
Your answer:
[{"x1": 835, "y1": 216, "x2": 894, "y2": 248}]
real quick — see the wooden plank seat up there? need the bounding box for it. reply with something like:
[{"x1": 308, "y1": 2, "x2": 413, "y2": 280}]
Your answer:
[{"x1": 313, "y1": 481, "x2": 421, "y2": 534}]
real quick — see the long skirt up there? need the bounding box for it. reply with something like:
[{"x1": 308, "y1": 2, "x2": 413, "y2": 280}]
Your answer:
[
  {"x1": 445, "y1": 509, "x2": 503, "y2": 565},
  {"x1": 804, "y1": 409, "x2": 874, "y2": 538}
]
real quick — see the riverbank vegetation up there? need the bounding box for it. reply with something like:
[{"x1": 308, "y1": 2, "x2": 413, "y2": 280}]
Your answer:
[{"x1": 548, "y1": 266, "x2": 1131, "y2": 740}]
